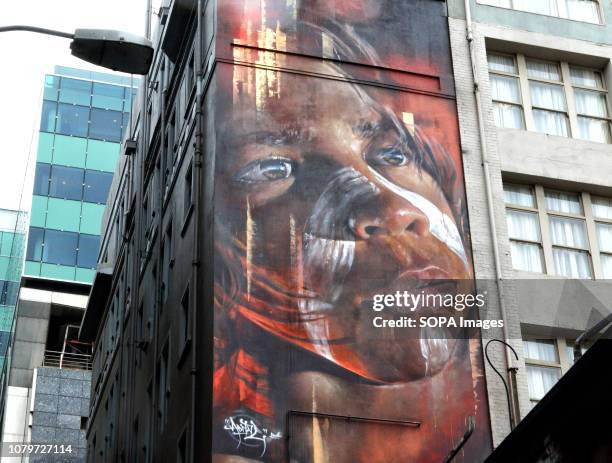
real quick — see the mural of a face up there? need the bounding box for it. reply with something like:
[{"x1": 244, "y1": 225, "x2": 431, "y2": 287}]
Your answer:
[
  {"x1": 211, "y1": 1, "x2": 491, "y2": 461},
  {"x1": 216, "y1": 62, "x2": 471, "y2": 382}
]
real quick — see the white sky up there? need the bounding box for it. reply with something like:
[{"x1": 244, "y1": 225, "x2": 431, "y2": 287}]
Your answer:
[{"x1": 0, "y1": 1, "x2": 162, "y2": 214}]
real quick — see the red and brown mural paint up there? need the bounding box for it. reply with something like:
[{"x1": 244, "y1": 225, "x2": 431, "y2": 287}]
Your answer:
[{"x1": 211, "y1": 1, "x2": 492, "y2": 461}]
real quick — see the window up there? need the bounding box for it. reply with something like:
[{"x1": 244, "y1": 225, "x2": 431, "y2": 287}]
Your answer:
[
  {"x1": 40, "y1": 101, "x2": 57, "y2": 132},
  {"x1": 527, "y1": 59, "x2": 570, "y2": 137},
  {"x1": 571, "y1": 67, "x2": 611, "y2": 143},
  {"x1": 141, "y1": 194, "x2": 150, "y2": 245},
  {"x1": 90, "y1": 108, "x2": 123, "y2": 142},
  {"x1": 49, "y1": 165, "x2": 84, "y2": 201},
  {"x1": 488, "y1": 54, "x2": 525, "y2": 129},
  {"x1": 592, "y1": 196, "x2": 612, "y2": 278},
  {"x1": 77, "y1": 234, "x2": 101, "y2": 269},
  {"x1": 56, "y1": 103, "x2": 89, "y2": 138},
  {"x1": 186, "y1": 52, "x2": 196, "y2": 103},
  {"x1": 504, "y1": 184, "x2": 544, "y2": 272},
  {"x1": 503, "y1": 183, "x2": 612, "y2": 278},
  {"x1": 44, "y1": 75, "x2": 60, "y2": 101},
  {"x1": 165, "y1": 114, "x2": 177, "y2": 190},
  {"x1": 177, "y1": 427, "x2": 189, "y2": 463},
  {"x1": 179, "y1": 285, "x2": 190, "y2": 352},
  {"x1": 524, "y1": 339, "x2": 562, "y2": 404},
  {"x1": 42, "y1": 229, "x2": 78, "y2": 266},
  {"x1": 157, "y1": 342, "x2": 170, "y2": 432},
  {"x1": 161, "y1": 222, "x2": 173, "y2": 304},
  {"x1": 545, "y1": 190, "x2": 592, "y2": 278},
  {"x1": 523, "y1": 337, "x2": 586, "y2": 408},
  {"x1": 33, "y1": 163, "x2": 51, "y2": 196},
  {"x1": 184, "y1": 162, "x2": 193, "y2": 219},
  {"x1": 26, "y1": 227, "x2": 44, "y2": 261},
  {"x1": 478, "y1": 0, "x2": 601, "y2": 24},
  {"x1": 487, "y1": 52, "x2": 610, "y2": 143},
  {"x1": 92, "y1": 83, "x2": 125, "y2": 111},
  {"x1": 136, "y1": 302, "x2": 147, "y2": 365},
  {"x1": 59, "y1": 78, "x2": 92, "y2": 106},
  {"x1": 0, "y1": 281, "x2": 19, "y2": 306},
  {"x1": 83, "y1": 170, "x2": 113, "y2": 204},
  {"x1": 565, "y1": 340, "x2": 590, "y2": 362}
]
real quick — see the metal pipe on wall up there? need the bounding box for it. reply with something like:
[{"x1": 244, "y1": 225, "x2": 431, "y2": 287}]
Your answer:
[
  {"x1": 190, "y1": 0, "x2": 204, "y2": 460},
  {"x1": 462, "y1": 0, "x2": 520, "y2": 430}
]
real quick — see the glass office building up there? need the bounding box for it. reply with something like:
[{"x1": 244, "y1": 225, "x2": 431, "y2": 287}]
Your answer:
[
  {"x1": 25, "y1": 66, "x2": 137, "y2": 284},
  {"x1": 0, "y1": 209, "x2": 26, "y2": 370}
]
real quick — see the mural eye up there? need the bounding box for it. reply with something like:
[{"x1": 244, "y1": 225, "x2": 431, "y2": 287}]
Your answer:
[
  {"x1": 235, "y1": 157, "x2": 295, "y2": 183},
  {"x1": 367, "y1": 148, "x2": 410, "y2": 167}
]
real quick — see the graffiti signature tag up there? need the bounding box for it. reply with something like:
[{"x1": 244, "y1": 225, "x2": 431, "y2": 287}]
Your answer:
[{"x1": 224, "y1": 415, "x2": 282, "y2": 457}]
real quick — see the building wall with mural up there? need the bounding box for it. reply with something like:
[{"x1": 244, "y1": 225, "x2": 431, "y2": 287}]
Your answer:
[
  {"x1": 211, "y1": 1, "x2": 492, "y2": 461},
  {"x1": 80, "y1": 1, "x2": 495, "y2": 462}
]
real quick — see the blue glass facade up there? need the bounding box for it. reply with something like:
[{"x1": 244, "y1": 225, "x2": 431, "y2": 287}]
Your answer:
[
  {"x1": 24, "y1": 67, "x2": 137, "y2": 283},
  {"x1": 0, "y1": 210, "x2": 26, "y2": 371}
]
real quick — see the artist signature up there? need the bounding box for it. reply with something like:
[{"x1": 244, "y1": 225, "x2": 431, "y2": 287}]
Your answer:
[{"x1": 223, "y1": 415, "x2": 282, "y2": 457}]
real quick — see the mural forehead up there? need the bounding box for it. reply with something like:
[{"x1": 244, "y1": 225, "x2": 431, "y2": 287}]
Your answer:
[{"x1": 212, "y1": 1, "x2": 491, "y2": 461}]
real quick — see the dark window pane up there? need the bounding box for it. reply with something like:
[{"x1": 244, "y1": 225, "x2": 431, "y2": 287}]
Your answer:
[
  {"x1": 56, "y1": 103, "x2": 89, "y2": 137},
  {"x1": 90, "y1": 108, "x2": 122, "y2": 142},
  {"x1": 26, "y1": 227, "x2": 44, "y2": 261},
  {"x1": 0, "y1": 281, "x2": 19, "y2": 305},
  {"x1": 83, "y1": 170, "x2": 113, "y2": 204},
  {"x1": 33, "y1": 163, "x2": 51, "y2": 196},
  {"x1": 0, "y1": 330, "x2": 10, "y2": 355},
  {"x1": 40, "y1": 101, "x2": 57, "y2": 132},
  {"x1": 43, "y1": 229, "x2": 78, "y2": 266},
  {"x1": 77, "y1": 234, "x2": 100, "y2": 268},
  {"x1": 49, "y1": 166, "x2": 84, "y2": 201}
]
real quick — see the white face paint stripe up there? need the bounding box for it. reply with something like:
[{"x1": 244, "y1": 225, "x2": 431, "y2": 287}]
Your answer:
[{"x1": 368, "y1": 167, "x2": 468, "y2": 265}]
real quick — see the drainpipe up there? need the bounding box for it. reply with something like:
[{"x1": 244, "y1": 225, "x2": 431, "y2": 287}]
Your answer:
[
  {"x1": 462, "y1": 0, "x2": 520, "y2": 430},
  {"x1": 190, "y1": 0, "x2": 204, "y2": 460}
]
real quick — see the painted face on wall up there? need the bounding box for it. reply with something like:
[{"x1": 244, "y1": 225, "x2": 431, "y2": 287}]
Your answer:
[{"x1": 215, "y1": 61, "x2": 472, "y2": 384}]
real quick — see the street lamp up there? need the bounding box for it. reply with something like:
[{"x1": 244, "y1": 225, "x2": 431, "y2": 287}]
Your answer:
[{"x1": 0, "y1": 25, "x2": 153, "y2": 75}]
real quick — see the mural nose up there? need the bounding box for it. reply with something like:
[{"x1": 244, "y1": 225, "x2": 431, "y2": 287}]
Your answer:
[{"x1": 350, "y1": 207, "x2": 430, "y2": 240}]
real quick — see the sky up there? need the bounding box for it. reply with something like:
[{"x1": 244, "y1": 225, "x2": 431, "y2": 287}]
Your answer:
[{"x1": 0, "y1": 0, "x2": 162, "y2": 213}]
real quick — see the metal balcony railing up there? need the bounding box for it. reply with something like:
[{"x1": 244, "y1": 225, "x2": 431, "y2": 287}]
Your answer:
[{"x1": 42, "y1": 350, "x2": 92, "y2": 371}]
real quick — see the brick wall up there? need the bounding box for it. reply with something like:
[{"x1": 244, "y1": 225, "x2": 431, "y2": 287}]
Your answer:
[{"x1": 448, "y1": 17, "x2": 532, "y2": 447}]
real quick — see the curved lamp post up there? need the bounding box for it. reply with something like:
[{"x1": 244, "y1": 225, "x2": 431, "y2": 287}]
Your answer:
[{"x1": 0, "y1": 25, "x2": 153, "y2": 75}]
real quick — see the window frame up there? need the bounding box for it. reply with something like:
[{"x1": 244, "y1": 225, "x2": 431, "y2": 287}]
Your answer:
[
  {"x1": 570, "y1": 65, "x2": 612, "y2": 142},
  {"x1": 177, "y1": 283, "x2": 191, "y2": 367},
  {"x1": 182, "y1": 160, "x2": 194, "y2": 235},
  {"x1": 477, "y1": 0, "x2": 603, "y2": 25},
  {"x1": 488, "y1": 52, "x2": 526, "y2": 130},
  {"x1": 523, "y1": 336, "x2": 588, "y2": 408},
  {"x1": 592, "y1": 196, "x2": 612, "y2": 277},
  {"x1": 504, "y1": 184, "x2": 546, "y2": 273},
  {"x1": 488, "y1": 51, "x2": 611, "y2": 144},
  {"x1": 523, "y1": 338, "x2": 565, "y2": 407},
  {"x1": 525, "y1": 58, "x2": 571, "y2": 138},
  {"x1": 504, "y1": 183, "x2": 611, "y2": 279}
]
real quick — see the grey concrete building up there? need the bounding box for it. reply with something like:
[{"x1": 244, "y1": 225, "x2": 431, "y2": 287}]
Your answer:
[
  {"x1": 79, "y1": 0, "x2": 612, "y2": 462},
  {"x1": 447, "y1": 0, "x2": 612, "y2": 448},
  {"x1": 2, "y1": 287, "x2": 91, "y2": 462}
]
